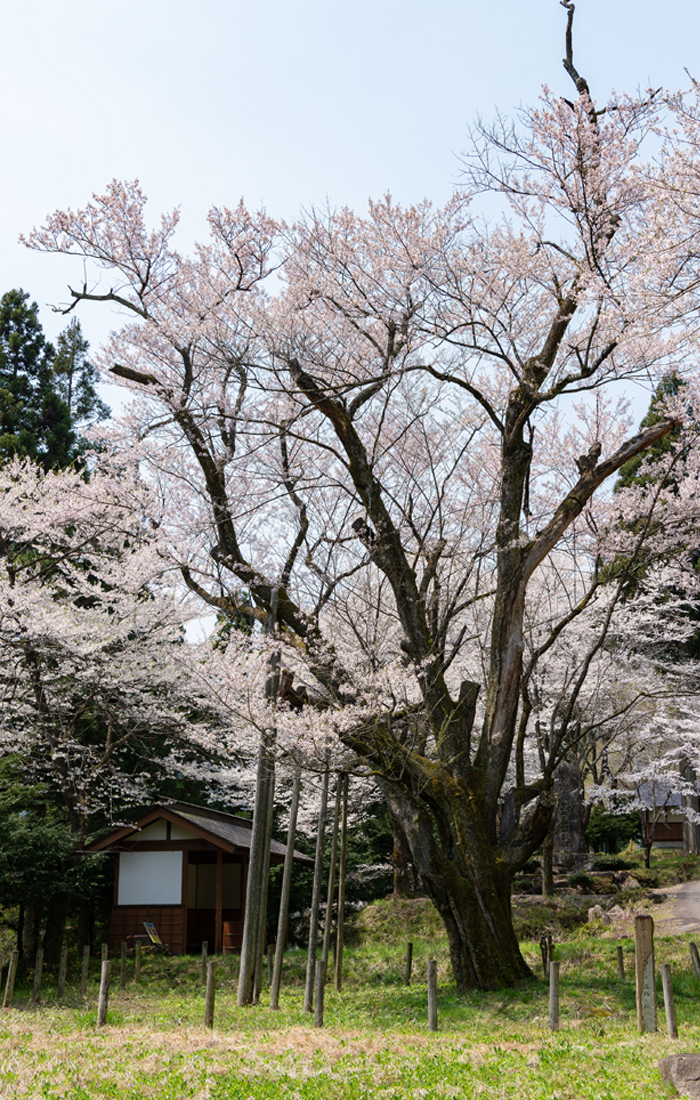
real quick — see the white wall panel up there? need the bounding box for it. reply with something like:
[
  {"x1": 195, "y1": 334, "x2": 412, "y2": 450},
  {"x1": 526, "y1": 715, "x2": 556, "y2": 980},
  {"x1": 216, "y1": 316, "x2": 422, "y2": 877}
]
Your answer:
[{"x1": 118, "y1": 851, "x2": 183, "y2": 905}]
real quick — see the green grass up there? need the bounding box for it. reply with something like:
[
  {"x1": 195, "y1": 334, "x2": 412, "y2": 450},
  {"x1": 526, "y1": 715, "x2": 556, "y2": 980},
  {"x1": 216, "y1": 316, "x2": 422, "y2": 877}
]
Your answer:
[{"x1": 0, "y1": 924, "x2": 695, "y2": 1098}]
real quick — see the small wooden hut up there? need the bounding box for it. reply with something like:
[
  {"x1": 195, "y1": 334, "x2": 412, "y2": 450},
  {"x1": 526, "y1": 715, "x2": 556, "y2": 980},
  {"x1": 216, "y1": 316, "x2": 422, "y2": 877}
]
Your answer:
[{"x1": 86, "y1": 801, "x2": 311, "y2": 954}]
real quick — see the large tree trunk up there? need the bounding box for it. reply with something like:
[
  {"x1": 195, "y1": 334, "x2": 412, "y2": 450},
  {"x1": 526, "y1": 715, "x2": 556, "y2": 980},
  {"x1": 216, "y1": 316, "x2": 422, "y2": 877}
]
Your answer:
[
  {"x1": 43, "y1": 896, "x2": 69, "y2": 969},
  {"x1": 390, "y1": 811, "x2": 413, "y2": 899},
  {"x1": 682, "y1": 763, "x2": 700, "y2": 855},
  {"x1": 23, "y1": 905, "x2": 40, "y2": 960},
  {"x1": 386, "y1": 785, "x2": 533, "y2": 991}
]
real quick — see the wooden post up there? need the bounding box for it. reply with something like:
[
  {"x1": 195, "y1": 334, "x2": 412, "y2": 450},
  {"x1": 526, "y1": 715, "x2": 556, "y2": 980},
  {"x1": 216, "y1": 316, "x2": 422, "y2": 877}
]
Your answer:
[
  {"x1": 661, "y1": 963, "x2": 678, "y2": 1040},
  {"x1": 304, "y1": 765, "x2": 330, "y2": 1013},
  {"x1": 427, "y1": 959, "x2": 438, "y2": 1031},
  {"x1": 101, "y1": 943, "x2": 108, "y2": 962},
  {"x1": 266, "y1": 944, "x2": 274, "y2": 986},
  {"x1": 549, "y1": 961, "x2": 560, "y2": 1032},
  {"x1": 321, "y1": 779, "x2": 342, "y2": 982},
  {"x1": 120, "y1": 942, "x2": 127, "y2": 990},
  {"x1": 237, "y1": 730, "x2": 275, "y2": 1006},
  {"x1": 238, "y1": 598, "x2": 280, "y2": 1008},
  {"x1": 313, "y1": 959, "x2": 324, "y2": 1028},
  {"x1": 689, "y1": 942, "x2": 700, "y2": 978},
  {"x1": 616, "y1": 945, "x2": 625, "y2": 980},
  {"x1": 2, "y1": 950, "x2": 18, "y2": 1008},
  {"x1": 31, "y1": 947, "x2": 43, "y2": 1005},
  {"x1": 80, "y1": 945, "x2": 90, "y2": 997},
  {"x1": 334, "y1": 773, "x2": 348, "y2": 992},
  {"x1": 201, "y1": 942, "x2": 208, "y2": 985},
  {"x1": 215, "y1": 851, "x2": 223, "y2": 955},
  {"x1": 405, "y1": 942, "x2": 413, "y2": 986},
  {"x1": 135, "y1": 942, "x2": 142, "y2": 984},
  {"x1": 271, "y1": 766, "x2": 302, "y2": 1010},
  {"x1": 634, "y1": 914, "x2": 656, "y2": 1034},
  {"x1": 253, "y1": 765, "x2": 276, "y2": 1004},
  {"x1": 96, "y1": 960, "x2": 110, "y2": 1027},
  {"x1": 540, "y1": 934, "x2": 552, "y2": 977},
  {"x1": 58, "y1": 944, "x2": 68, "y2": 999},
  {"x1": 204, "y1": 960, "x2": 216, "y2": 1028}
]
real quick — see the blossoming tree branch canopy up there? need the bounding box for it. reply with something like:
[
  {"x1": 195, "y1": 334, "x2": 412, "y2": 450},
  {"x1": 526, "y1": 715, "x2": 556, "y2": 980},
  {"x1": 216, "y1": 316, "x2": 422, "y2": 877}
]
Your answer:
[{"x1": 15, "y1": 2, "x2": 700, "y2": 991}]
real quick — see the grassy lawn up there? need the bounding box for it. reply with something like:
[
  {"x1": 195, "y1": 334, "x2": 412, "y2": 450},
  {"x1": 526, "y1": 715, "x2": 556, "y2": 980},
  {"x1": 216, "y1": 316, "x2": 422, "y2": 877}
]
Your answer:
[{"x1": 0, "y1": 922, "x2": 696, "y2": 1099}]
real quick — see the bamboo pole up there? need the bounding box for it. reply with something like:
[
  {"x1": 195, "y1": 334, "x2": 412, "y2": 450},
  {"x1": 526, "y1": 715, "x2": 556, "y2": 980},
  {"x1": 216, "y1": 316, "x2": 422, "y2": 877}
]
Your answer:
[
  {"x1": 120, "y1": 942, "x2": 127, "y2": 990},
  {"x1": 334, "y1": 773, "x2": 349, "y2": 992},
  {"x1": 304, "y1": 764, "x2": 330, "y2": 1012},
  {"x1": 270, "y1": 766, "x2": 301, "y2": 1010},
  {"x1": 135, "y1": 942, "x2": 142, "y2": 984},
  {"x1": 321, "y1": 779, "x2": 342, "y2": 982}
]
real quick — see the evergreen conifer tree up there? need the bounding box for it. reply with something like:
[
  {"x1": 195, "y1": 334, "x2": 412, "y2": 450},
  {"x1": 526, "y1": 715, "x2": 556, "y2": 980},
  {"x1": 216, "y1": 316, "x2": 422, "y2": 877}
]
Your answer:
[
  {"x1": 52, "y1": 317, "x2": 110, "y2": 433},
  {"x1": 0, "y1": 289, "x2": 75, "y2": 469}
]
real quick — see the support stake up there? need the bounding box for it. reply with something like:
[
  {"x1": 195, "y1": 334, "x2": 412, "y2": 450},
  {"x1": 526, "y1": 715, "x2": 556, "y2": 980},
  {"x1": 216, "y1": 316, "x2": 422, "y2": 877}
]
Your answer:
[
  {"x1": 2, "y1": 951, "x2": 18, "y2": 1009},
  {"x1": 80, "y1": 945, "x2": 90, "y2": 998},
  {"x1": 96, "y1": 960, "x2": 110, "y2": 1027},
  {"x1": 31, "y1": 948, "x2": 43, "y2": 1005},
  {"x1": 549, "y1": 961, "x2": 560, "y2": 1032},
  {"x1": 313, "y1": 959, "x2": 324, "y2": 1028},
  {"x1": 661, "y1": 963, "x2": 678, "y2": 1040},
  {"x1": 58, "y1": 945, "x2": 68, "y2": 1000},
  {"x1": 405, "y1": 942, "x2": 413, "y2": 986},
  {"x1": 204, "y1": 960, "x2": 217, "y2": 1028}
]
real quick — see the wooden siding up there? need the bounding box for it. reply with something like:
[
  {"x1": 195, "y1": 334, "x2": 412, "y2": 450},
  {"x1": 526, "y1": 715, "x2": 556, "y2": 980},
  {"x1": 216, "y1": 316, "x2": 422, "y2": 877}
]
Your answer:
[{"x1": 110, "y1": 905, "x2": 186, "y2": 954}]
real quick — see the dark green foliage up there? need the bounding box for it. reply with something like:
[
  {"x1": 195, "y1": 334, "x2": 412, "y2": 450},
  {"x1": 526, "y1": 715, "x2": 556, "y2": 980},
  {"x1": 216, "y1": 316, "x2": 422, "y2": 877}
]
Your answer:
[
  {"x1": 625, "y1": 866, "x2": 658, "y2": 887},
  {"x1": 511, "y1": 897, "x2": 589, "y2": 940},
  {"x1": 53, "y1": 317, "x2": 110, "y2": 433},
  {"x1": 616, "y1": 372, "x2": 687, "y2": 490},
  {"x1": 520, "y1": 859, "x2": 541, "y2": 875},
  {"x1": 585, "y1": 806, "x2": 639, "y2": 853},
  {"x1": 0, "y1": 289, "x2": 75, "y2": 469},
  {"x1": 591, "y1": 855, "x2": 633, "y2": 871},
  {"x1": 567, "y1": 871, "x2": 594, "y2": 890},
  {"x1": 0, "y1": 812, "x2": 74, "y2": 910},
  {"x1": 267, "y1": 796, "x2": 395, "y2": 946}
]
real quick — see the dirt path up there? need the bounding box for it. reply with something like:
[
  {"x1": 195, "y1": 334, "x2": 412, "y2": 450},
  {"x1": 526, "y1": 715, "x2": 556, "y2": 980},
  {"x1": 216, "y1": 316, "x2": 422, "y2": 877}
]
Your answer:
[
  {"x1": 652, "y1": 880, "x2": 700, "y2": 935},
  {"x1": 619, "y1": 880, "x2": 700, "y2": 937}
]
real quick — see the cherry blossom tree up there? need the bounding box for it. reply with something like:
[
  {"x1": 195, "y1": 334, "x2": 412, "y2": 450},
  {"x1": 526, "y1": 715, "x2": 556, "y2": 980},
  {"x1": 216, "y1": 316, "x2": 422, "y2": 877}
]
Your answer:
[
  {"x1": 0, "y1": 457, "x2": 211, "y2": 839},
  {"x1": 24, "y1": 5, "x2": 700, "y2": 989}
]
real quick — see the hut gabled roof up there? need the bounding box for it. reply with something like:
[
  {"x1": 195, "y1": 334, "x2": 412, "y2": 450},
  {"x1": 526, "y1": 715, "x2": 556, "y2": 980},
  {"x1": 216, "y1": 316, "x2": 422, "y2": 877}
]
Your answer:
[{"x1": 85, "y1": 800, "x2": 313, "y2": 864}]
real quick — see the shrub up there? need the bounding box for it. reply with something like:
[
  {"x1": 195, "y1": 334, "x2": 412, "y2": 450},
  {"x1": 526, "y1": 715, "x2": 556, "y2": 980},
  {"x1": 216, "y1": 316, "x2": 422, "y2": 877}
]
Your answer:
[
  {"x1": 568, "y1": 872, "x2": 595, "y2": 891},
  {"x1": 591, "y1": 856, "x2": 633, "y2": 872}
]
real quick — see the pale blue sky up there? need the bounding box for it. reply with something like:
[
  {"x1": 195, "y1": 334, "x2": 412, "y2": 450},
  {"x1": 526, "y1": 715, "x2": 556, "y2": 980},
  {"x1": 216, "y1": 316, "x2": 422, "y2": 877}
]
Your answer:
[{"x1": 2, "y1": 0, "x2": 697, "y2": 360}]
